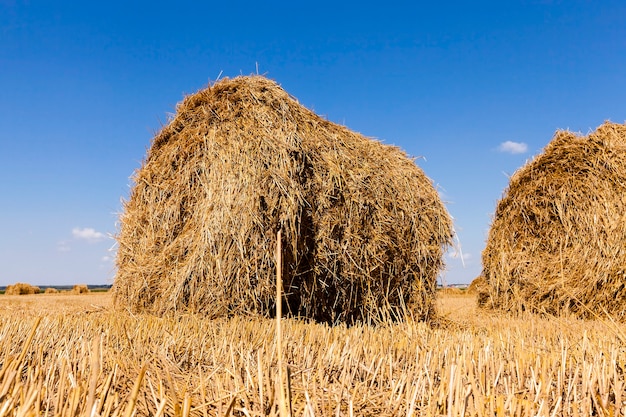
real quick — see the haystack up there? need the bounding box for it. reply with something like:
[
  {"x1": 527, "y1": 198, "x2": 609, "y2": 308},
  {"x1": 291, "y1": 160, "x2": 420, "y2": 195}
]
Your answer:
[
  {"x1": 466, "y1": 276, "x2": 486, "y2": 295},
  {"x1": 71, "y1": 284, "x2": 90, "y2": 294},
  {"x1": 5, "y1": 283, "x2": 41, "y2": 295},
  {"x1": 480, "y1": 122, "x2": 626, "y2": 320},
  {"x1": 113, "y1": 75, "x2": 452, "y2": 324},
  {"x1": 438, "y1": 286, "x2": 463, "y2": 295}
]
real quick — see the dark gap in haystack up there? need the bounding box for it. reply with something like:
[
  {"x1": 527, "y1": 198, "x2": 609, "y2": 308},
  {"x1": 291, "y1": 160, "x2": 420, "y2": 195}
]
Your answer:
[
  {"x1": 290, "y1": 151, "x2": 318, "y2": 319},
  {"x1": 113, "y1": 75, "x2": 452, "y2": 325}
]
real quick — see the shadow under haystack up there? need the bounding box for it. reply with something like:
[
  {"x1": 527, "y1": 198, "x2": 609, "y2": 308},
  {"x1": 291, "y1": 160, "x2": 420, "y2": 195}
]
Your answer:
[
  {"x1": 480, "y1": 122, "x2": 626, "y2": 320},
  {"x1": 113, "y1": 76, "x2": 452, "y2": 324}
]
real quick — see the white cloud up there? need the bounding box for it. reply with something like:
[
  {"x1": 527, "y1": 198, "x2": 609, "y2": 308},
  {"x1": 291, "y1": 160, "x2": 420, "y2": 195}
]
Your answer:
[
  {"x1": 100, "y1": 255, "x2": 114, "y2": 269},
  {"x1": 498, "y1": 141, "x2": 528, "y2": 154},
  {"x1": 448, "y1": 252, "x2": 472, "y2": 262},
  {"x1": 57, "y1": 241, "x2": 71, "y2": 252},
  {"x1": 72, "y1": 227, "x2": 106, "y2": 243}
]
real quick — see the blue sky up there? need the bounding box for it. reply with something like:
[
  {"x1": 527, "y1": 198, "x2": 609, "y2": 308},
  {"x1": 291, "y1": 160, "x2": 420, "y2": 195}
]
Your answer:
[{"x1": 1, "y1": 1, "x2": 625, "y2": 286}]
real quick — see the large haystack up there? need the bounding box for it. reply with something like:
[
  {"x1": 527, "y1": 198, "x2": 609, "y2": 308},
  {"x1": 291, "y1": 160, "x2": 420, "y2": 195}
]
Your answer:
[
  {"x1": 480, "y1": 122, "x2": 626, "y2": 319},
  {"x1": 113, "y1": 76, "x2": 452, "y2": 324}
]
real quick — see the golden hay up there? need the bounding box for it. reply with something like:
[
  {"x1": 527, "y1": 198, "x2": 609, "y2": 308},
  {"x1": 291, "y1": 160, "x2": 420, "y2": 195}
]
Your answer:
[
  {"x1": 5, "y1": 282, "x2": 41, "y2": 295},
  {"x1": 71, "y1": 284, "x2": 90, "y2": 294},
  {"x1": 44, "y1": 287, "x2": 59, "y2": 294},
  {"x1": 480, "y1": 122, "x2": 626, "y2": 320},
  {"x1": 113, "y1": 75, "x2": 452, "y2": 324}
]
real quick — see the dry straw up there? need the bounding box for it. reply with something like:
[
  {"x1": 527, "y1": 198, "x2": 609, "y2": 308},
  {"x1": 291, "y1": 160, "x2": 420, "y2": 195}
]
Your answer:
[
  {"x1": 480, "y1": 122, "x2": 626, "y2": 320},
  {"x1": 113, "y1": 75, "x2": 452, "y2": 324},
  {"x1": 5, "y1": 282, "x2": 41, "y2": 295}
]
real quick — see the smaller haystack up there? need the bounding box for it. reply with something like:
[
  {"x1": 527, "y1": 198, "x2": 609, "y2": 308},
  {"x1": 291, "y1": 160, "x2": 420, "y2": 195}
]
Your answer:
[
  {"x1": 114, "y1": 75, "x2": 453, "y2": 324},
  {"x1": 438, "y1": 286, "x2": 463, "y2": 295},
  {"x1": 466, "y1": 276, "x2": 486, "y2": 295},
  {"x1": 44, "y1": 287, "x2": 59, "y2": 294},
  {"x1": 71, "y1": 285, "x2": 90, "y2": 294},
  {"x1": 5, "y1": 283, "x2": 41, "y2": 295},
  {"x1": 480, "y1": 122, "x2": 626, "y2": 320}
]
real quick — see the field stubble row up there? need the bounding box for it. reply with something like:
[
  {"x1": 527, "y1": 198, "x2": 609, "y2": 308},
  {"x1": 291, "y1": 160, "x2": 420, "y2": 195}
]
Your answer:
[{"x1": 0, "y1": 292, "x2": 624, "y2": 416}]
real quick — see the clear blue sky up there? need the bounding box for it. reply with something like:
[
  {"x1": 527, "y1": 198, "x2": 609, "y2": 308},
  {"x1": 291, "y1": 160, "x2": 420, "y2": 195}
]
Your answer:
[{"x1": 1, "y1": 1, "x2": 625, "y2": 286}]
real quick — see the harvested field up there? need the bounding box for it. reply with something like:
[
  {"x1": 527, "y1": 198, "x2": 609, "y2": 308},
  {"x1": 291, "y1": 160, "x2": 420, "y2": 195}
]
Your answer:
[{"x1": 0, "y1": 291, "x2": 624, "y2": 416}]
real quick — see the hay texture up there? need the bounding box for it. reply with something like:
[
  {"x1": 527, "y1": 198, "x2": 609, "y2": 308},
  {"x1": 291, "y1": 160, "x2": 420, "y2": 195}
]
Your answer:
[
  {"x1": 480, "y1": 122, "x2": 626, "y2": 320},
  {"x1": 113, "y1": 76, "x2": 452, "y2": 324},
  {"x1": 5, "y1": 283, "x2": 41, "y2": 295}
]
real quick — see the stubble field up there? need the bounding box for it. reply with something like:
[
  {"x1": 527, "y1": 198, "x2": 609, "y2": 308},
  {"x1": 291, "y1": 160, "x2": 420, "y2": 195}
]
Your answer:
[{"x1": 0, "y1": 291, "x2": 624, "y2": 416}]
